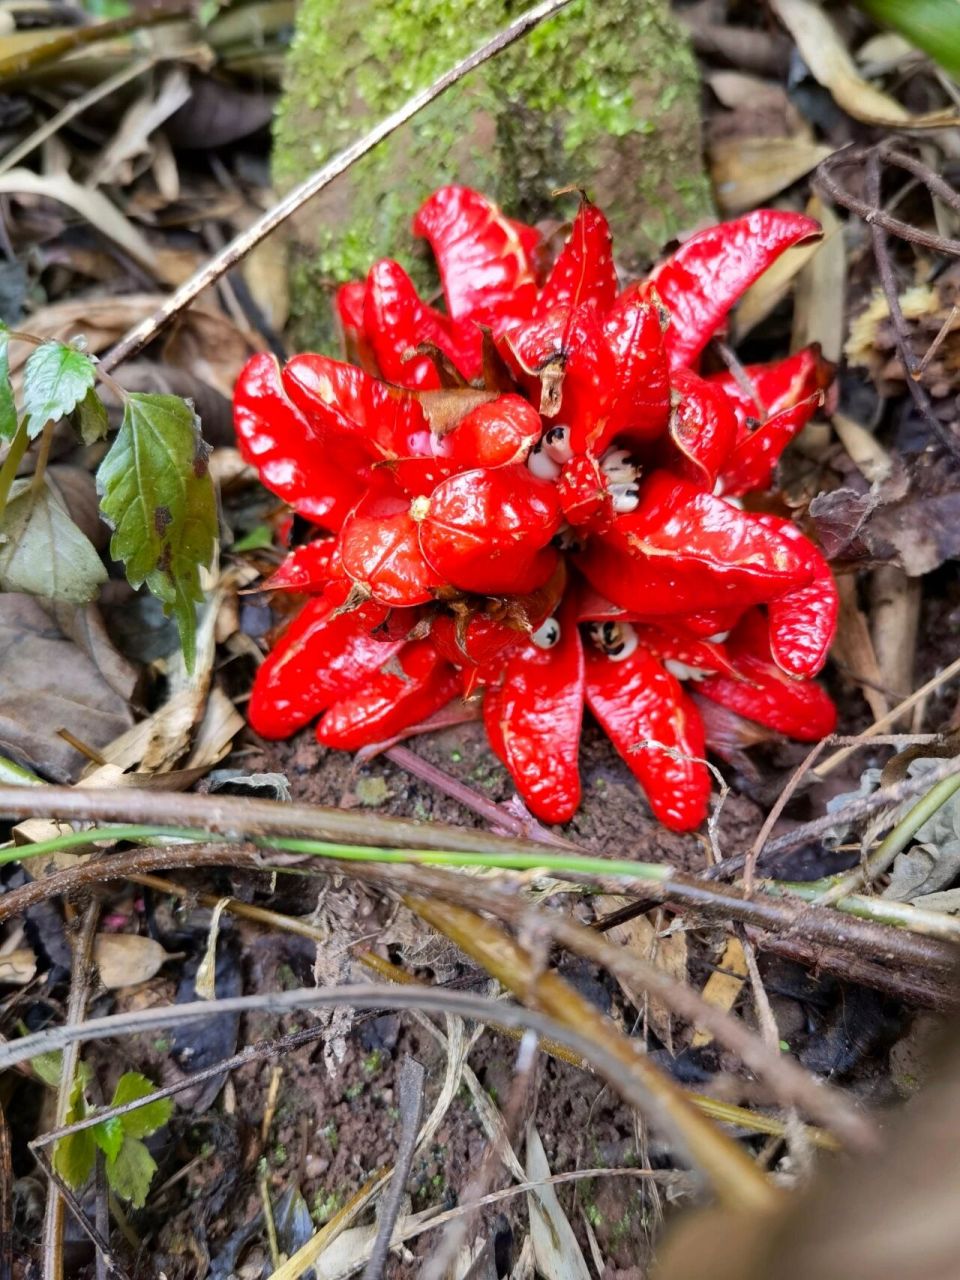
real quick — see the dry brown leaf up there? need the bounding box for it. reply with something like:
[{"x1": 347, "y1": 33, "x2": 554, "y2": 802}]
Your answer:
[
  {"x1": 602, "y1": 896, "x2": 688, "y2": 1051},
  {"x1": 0, "y1": 934, "x2": 169, "y2": 989},
  {"x1": 772, "y1": 0, "x2": 960, "y2": 128},
  {"x1": 690, "y1": 937, "x2": 748, "y2": 1049},
  {"x1": 0, "y1": 593, "x2": 133, "y2": 782},
  {"x1": 870, "y1": 565, "x2": 920, "y2": 716},
  {"x1": 243, "y1": 233, "x2": 290, "y2": 332},
  {"x1": 834, "y1": 575, "x2": 889, "y2": 721},
  {"x1": 710, "y1": 135, "x2": 832, "y2": 215},
  {"x1": 791, "y1": 193, "x2": 846, "y2": 362},
  {"x1": 0, "y1": 169, "x2": 183, "y2": 284},
  {"x1": 89, "y1": 66, "x2": 192, "y2": 188}
]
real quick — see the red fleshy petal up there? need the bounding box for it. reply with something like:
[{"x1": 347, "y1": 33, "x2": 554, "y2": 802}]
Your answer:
[
  {"x1": 263, "y1": 540, "x2": 336, "y2": 594},
  {"x1": 316, "y1": 639, "x2": 459, "y2": 751},
  {"x1": 234, "y1": 353, "x2": 364, "y2": 529},
  {"x1": 705, "y1": 346, "x2": 833, "y2": 433},
  {"x1": 248, "y1": 598, "x2": 398, "y2": 739},
  {"x1": 698, "y1": 609, "x2": 837, "y2": 740},
  {"x1": 484, "y1": 596, "x2": 584, "y2": 824},
  {"x1": 363, "y1": 259, "x2": 483, "y2": 388},
  {"x1": 666, "y1": 368, "x2": 739, "y2": 490},
  {"x1": 584, "y1": 643, "x2": 710, "y2": 831},
  {"x1": 755, "y1": 516, "x2": 838, "y2": 678},
  {"x1": 431, "y1": 613, "x2": 522, "y2": 668},
  {"x1": 579, "y1": 473, "x2": 813, "y2": 614},
  {"x1": 595, "y1": 281, "x2": 672, "y2": 450},
  {"x1": 413, "y1": 185, "x2": 539, "y2": 328},
  {"x1": 282, "y1": 352, "x2": 431, "y2": 468},
  {"x1": 534, "y1": 201, "x2": 618, "y2": 318},
  {"x1": 444, "y1": 394, "x2": 542, "y2": 470},
  {"x1": 418, "y1": 465, "x2": 563, "y2": 595},
  {"x1": 648, "y1": 211, "x2": 822, "y2": 370},
  {"x1": 497, "y1": 304, "x2": 615, "y2": 453},
  {"x1": 717, "y1": 393, "x2": 823, "y2": 498},
  {"x1": 335, "y1": 281, "x2": 380, "y2": 375},
  {"x1": 627, "y1": 623, "x2": 740, "y2": 679},
  {"x1": 556, "y1": 454, "x2": 612, "y2": 530},
  {"x1": 339, "y1": 490, "x2": 444, "y2": 608}
]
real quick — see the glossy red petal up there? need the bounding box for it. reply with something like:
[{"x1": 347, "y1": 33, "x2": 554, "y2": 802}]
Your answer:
[
  {"x1": 340, "y1": 491, "x2": 444, "y2": 607},
  {"x1": 418, "y1": 465, "x2": 562, "y2": 595},
  {"x1": 497, "y1": 304, "x2": 615, "y2": 453},
  {"x1": 698, "y1": 610, "x2": 837, "y2": 741},
  {"x1": 431, "y1": 613, "x2": 522, "y2": 668},
  {"x1": 444, "y1": 394, "x2": 542, "y2": 470},
  {"x1": 705, "y1": 346, "x2": 833, "y2": 433},
  {"x1": 335, "y1": 280, "x2": 380, "y2": 375},
  {"x1": 263, "y1": 540, "x2": 336, "y2": 594},
  {"x1": 648, "y1": 211, "x2": 822, "y2": 370},
  {"x1": 584, "y1": 643, "x2": 710, "y2": 831},
  {"x1": 316, "y1": 639, "x2": 459, "y2": 751},
  {"x1": 628, "y1": 623, "x2": 740, "y2": 679},
  {"x1": 413, "y1": 185, "x2": 539, "y2": 328},
  {"x1": 484, "y1": 597, "x2": 584, "y2": 824},
  {"x1": 755, "y1": 515, "x2": 838, "y2": 678},
  {"x1": 556, "y1": 454, "x2": 612, "y2": 530},
  {"x1": 234, "y1": 353, "x2": 364, "y2": 529},
  {"x1": 666, "y1": 369, "x2": 739, "y2": 489},
  {"x1": 717, "y1": 393, "x2": 823, "y2": 498},
  {"x1": 248, "y1": 598, "x2": 398, "y2": 739},
  {"x1": 534, "y1": 201, "x2": 617, "y2": 318},
  {"x1": 282, "y1": 351, "x2": 431, "y2": 467},
  {"x1": 596, "y1": 281, "x2": 672, "y2": 450},
  {"x1": 580, "y1": 473, "x2": 813, "y2": 614},
  {"x1": 363, "y1": 259, "x2": 483, "y2": 388}
]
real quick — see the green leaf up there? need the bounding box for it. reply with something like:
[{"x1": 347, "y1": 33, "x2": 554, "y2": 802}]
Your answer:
[
  {"x1": 106, "y1": 1134, "x2": 157, "y2": 1208},
  {"x1": 53, "y1": 1065, "x2": 95, "y2": 1190},
  {"x1": 0, "y1": 479, "x2": 108, "y2": 604},
  {"x1": 97, "y1": 393, "x2": 217, "y2": 671},
  {"x1": 0, "y1": 326, "x2": 17, "y2": 441},
  {"x1": 110, "y1": 1071, "x2": 173, "y2": 1139},
  {"x1": 75, "y1": 386, "x2": 110, "y2": 445},
  {"x1": 22, "y1": 341, "x2": 97, "y2": 439},
  {"x1": 856, "y1": 0, "x2": 960, "y2": 80},
  {"x1": 92, "y1": 1115, "x2": 125, "y2": 1162},
  {"x1": 31, "y1": 1048, "x2": 64, "y2": 1088},
  {"x1": 232, "y1": 523, "x2": 274, "y2": 552}
]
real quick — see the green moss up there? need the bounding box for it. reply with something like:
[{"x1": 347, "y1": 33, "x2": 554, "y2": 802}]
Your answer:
[{"x1": 274, "y1": 0, "x2": 712, "y2": 349}]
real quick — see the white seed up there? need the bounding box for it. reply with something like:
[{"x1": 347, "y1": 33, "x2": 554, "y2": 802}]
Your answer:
[
  {"x1": 599, "y1": 446, "x2": 640, "y2": 486},
  {"x1": 610, "y1": 484, "x2": 640, "y2": 513},
  {"x1": 542, "y1": 425, "x2": 573, "y2": 464},
  {"x1": 587, "y1": 620, "x2": 638, "y2": 661},
  {"x1": 531, "y1": 616, "x2": 561, "y2": 649},
  {"x1": 664, "y1": 659, "x2": 713, "y2": 683},
  {"x1": 706, "y1": 630, "x2": 730, "y2": 643},
  {"x1": 528, "y1": 443, "x2": 562, "y2": 480}
]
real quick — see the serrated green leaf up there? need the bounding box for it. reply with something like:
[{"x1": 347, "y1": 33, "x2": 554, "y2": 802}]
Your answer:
[
  {"x1": 22, "y1": 341, "x2": 97, "y2": 439},
  {"x1": 110, "y1": 1071, "x2": 173, "y2": 1139},
  {"x1": 92, "y1": 1114, "x2": 125, "y2": 1162},
  {"x1": 53, "y1": 1065, "x2": 95, "y2": 1190},
  {"x1": 106, "y1": 1134, "x2": 157, "y2": 1208},
  {"x1": 0, "y1": 327, "x2": 17, "y2": 441},
  {"x1": 75, "y1": 386, "x2": 110, "y2": 445},
  {"x1": 97, "y1": 393, "x2": 217, "y2": 671},
  {"x1": 0, "y1": 479, "x2": 107, "y2": 604}
]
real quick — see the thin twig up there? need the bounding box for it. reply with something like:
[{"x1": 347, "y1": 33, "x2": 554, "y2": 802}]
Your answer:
[
  {"x1": 743, "y1": 740, "x2": 826, "y2": 894},
  {"x1": 0, "y1": 1099, "x2": 12, "y2": 1280},
  {"x1": 33, "y1": 1148, "x2": 130, "y2": 1280},
  {"x1": 99, "y1": 0, "x2": 575, "y2": 373},
  {"x1": 0, "y1": 57, "x2": 156, "y2": 176},
  {"x1": 816, "y1": 146, "x2": 960, "y2": 257},
  {"x1": 879, "y1": 145, "x2": 960, "y2": 218},
  {"x1": 362, "y1": 1057, "x2": 426, "y2": 1280},
  {"x1": 864, "y1": 148, "x2": 960, "y2": 457}
]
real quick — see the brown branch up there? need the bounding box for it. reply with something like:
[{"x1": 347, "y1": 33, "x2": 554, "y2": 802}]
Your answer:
[
  {"x1": 816, "y1": 146, "x2": 960, "y2": 258},
  {"x1": 99, "y1": 0, "x2": 575, "y2": 373},
  {"x1": 864, "y1": 148, "x2": 960, "y2": 458}
]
